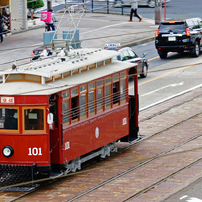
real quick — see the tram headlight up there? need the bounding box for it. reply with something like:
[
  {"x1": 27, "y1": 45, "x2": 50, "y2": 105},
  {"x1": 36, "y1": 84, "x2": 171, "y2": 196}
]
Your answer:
[{"x1": 2, "y1": 145, "x2": 14, "y2": 157}]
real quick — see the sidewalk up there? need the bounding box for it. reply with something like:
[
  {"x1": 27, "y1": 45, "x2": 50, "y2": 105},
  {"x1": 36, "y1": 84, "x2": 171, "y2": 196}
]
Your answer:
[
  {"x1": 6, "y1": 12, "x2": 157, "y2": 48},
  {"x1": 0, "y1": 12, "x2": 157, "y2": 67}
]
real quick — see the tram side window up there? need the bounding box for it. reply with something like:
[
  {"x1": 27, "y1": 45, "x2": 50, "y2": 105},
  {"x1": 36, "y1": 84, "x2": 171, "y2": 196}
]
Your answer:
[
  {"x1": 71, "y1": 88, "x2": 79, "y2": 121},
  {"x1": 62, "y1": 100, "x2": 69, "y2": 124},
  {"x1": 105, "y1": 78, "x2": 111, "y2": 109},
  {"x1": 0, "y1": 108, "x2": 18, "y2": 130},
  {"x1": 88, "y1": 83, "x2": 95, "y2": 115},
  {"x1": 120, "y1": 79, "x2": 126, "y2": 102},
  {"x1": 113, "y1": 82, "x2": 120, "y2": 105},
  {"x1": 62, "y1": 91, "x2": 69, "y2": 125},
  {"x1": 71, "y1": 96, "x2": 79, "y2": 120},
  {"x1": 24, "y1": 109, "x2": 44, "y2": 130},
  {"x1": 96, "y1": 80, "x2": 103, "y2": 113},
  {"x1": 80, "y1": 85, "x2": 87, "y2": 119}
]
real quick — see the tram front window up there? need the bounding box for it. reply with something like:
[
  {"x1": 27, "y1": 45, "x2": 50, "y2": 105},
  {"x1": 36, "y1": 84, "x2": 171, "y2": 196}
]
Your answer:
[
  {"x1": 24, "y1": 108, "x2": 44, "y2": 130},
  {"x1": 0, "y1": 108, "x2": 18, "y2": 130}
]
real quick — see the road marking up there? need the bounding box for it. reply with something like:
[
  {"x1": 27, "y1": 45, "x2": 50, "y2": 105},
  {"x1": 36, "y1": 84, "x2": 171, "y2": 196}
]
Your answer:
[
  {"x1": 148, "y1": 55, "x2": 159, "y2": 61},
  {"x1": 180, "y1": 195, "x2": 202, "y2": 201},
  {"x1": 140, "y1": 82, "x2": 184, "y2": 97},
  {"x1": 140, "y1": 83, "x2": 202, "y2": 111},
  {"x1": 81, "y1": 21, "x2": 129, "y2": 35},
  {"x1": 138, "y1": 61, "x2": 202, "y2": 86}
]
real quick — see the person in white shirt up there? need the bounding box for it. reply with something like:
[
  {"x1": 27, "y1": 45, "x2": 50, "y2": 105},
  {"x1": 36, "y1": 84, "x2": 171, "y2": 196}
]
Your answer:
[{"x1": 129, "y1": 0, "x2": 142, "y2": 22}]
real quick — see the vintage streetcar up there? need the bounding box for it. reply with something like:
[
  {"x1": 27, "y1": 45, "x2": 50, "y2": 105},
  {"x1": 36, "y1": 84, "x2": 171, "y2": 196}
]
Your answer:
[{"x1": 0, "y1": 46, "x2": 139, "y2": 187}]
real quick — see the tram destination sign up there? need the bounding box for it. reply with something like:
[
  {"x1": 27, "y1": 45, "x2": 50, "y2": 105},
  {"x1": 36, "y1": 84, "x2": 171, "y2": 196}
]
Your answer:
[{"x1": 1, "y1": 97, "x2": 15, "y2": 104}]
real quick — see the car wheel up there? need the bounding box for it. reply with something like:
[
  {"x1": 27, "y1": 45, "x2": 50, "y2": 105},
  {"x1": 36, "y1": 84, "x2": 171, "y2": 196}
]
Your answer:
[
  {"x1": 191, "y1": 41, "x2": 200, "y2": 57},
  {"x1": 158, "y1": 50, "x2": 167, "y2": 59},
  {"x1": 148, "y1": 0, "x2": 155, "y2": 8},
  {"x1": 140, "y1": 63, "x2": 148, "y2": 78}
]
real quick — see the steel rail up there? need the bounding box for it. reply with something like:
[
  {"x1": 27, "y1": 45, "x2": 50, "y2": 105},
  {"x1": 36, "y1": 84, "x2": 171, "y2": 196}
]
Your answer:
[
  {"x1": 123, "y1": 157, "x2": 202, "y2": 201},
  {"x1": 66, "y1": 131, "x2": 202, "y2": 201},
  {"x1": 3, "y1": 93, "x2": 202, "y2": 201}
]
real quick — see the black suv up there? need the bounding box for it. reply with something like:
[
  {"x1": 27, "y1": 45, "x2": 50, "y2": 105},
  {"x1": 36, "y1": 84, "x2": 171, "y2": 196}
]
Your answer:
[{"x1": 155, "y1": 18, "x2": 202, "y2": 59}]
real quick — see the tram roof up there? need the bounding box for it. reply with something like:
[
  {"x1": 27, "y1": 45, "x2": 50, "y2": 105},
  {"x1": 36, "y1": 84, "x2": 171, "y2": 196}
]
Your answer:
[
  {"x1": 0, "y1": 48, "x2": 120, "y2": 78},
  {"x1": 0, "y1": 48, "x2": 137, "y2": 95},
  {"x1": 0, "y1": 61, "x2": 136, "y2": 96}
]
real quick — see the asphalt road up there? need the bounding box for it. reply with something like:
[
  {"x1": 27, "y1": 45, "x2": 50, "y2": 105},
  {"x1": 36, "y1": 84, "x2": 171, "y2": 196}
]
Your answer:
[
  {"x1": 54, "y1": 0, "x2": 202, "y2": 21},
  {"x1": 2, "y1": 1, "x2": 202, "y2": 199},
  {"x1": 129, "y1": 41, "x2": 202, "y2": 110}
]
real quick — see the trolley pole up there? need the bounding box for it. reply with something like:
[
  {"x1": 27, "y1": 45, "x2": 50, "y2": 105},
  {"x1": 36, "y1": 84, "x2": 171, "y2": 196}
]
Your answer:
[
  {"x1": 155, "y1": 0, "x2": 162, "y2": 25},
  {"x1": 47, "y1": 0, "x2": 52, "y2": 11}
]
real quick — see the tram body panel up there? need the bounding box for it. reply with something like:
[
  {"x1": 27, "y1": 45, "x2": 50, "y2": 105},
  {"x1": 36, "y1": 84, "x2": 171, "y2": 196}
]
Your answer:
[
  {"x1": 0, "y1": 134, "x2": 50, "y2": 166},
  {"x1": 0, "y1": 94, "x2": 51, "y2": 167},
  {"x1": 0, "y1": 48, "x2": 139, "y2": 179},
  {"x1": 62, "y1": 104, "x2": 129, "y2": 163}
]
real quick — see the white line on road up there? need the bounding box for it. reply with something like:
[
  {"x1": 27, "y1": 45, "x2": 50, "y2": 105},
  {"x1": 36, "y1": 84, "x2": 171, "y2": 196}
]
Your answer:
[
  {"x1": 140, "y1": 83, "x2": 202, "y2": 112},
  {"x1": 140, "y1": 82, "x2": 184, "y2": 97}
]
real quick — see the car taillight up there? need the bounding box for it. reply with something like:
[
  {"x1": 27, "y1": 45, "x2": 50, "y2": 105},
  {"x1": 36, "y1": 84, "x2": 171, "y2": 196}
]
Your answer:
[
  {"x1": 186, "y1": 28, "x2": 191, "y2": 36},
  {"x1": 155, "y1": 30, "x2": 159, "y2": 37},
  {"x1": 31, "y1": 51, "x2": 34, "y2": 56}
]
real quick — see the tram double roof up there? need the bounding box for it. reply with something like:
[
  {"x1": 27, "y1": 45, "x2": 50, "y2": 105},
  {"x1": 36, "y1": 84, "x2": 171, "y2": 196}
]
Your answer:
[{"x1": 0, "y1": 48, "x2": 137, "y2": 95}]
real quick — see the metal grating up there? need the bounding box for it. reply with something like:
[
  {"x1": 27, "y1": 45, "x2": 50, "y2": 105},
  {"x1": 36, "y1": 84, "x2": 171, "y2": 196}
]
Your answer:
[{"x1": 0, "y1": 164, "x2": 37, "y2": 191}]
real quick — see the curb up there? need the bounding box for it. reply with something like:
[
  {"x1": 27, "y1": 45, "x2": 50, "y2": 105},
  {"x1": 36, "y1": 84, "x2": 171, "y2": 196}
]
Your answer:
[
  {"x1": 11, "y1": 24, "x2": 44, "y2": 35},
  {"x1": 122, "y1": 36, "x2": 155, "y2": 47}
]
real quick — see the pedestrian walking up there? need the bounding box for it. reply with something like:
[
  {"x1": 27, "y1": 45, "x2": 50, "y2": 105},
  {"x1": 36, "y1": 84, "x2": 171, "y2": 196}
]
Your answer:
[
  {"x1": 128, "y1": 0, "x2": 142, "y2": 22},
  {"x1": 0, "y1": 13, "x2": 3, "y2": 43}
]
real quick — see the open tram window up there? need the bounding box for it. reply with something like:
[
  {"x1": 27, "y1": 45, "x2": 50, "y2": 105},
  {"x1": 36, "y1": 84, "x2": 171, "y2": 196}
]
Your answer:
[
  {"x1": 0, "y1": 108, "x2": 18, "y2": 130},
  {"x1": 49, "y1": 94, "x2": 58, "y2": 128},
  {"x1": 23, "y1": 107, "x2": 45, "y2": 131}
]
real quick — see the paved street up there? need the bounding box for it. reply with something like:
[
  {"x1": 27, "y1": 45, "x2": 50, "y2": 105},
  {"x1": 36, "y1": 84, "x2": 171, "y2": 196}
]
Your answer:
[{"x1": 1, "y1": 1, "x2": 202, "y2": 201}]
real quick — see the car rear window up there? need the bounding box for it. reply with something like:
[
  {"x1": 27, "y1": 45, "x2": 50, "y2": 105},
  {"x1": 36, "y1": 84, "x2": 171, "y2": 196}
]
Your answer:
[
  {"x1": 159, "y1": 22, "x2": 187, "y2": 32},
  {"x1": 34, "y1": 50, "x2": 43, "y2": 55}
]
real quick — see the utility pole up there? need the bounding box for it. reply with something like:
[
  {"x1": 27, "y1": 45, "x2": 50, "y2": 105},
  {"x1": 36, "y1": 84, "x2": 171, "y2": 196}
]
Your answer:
[
  {"x1": 47, "y1": 0, "x2": 52, "y2": 11},
  {"x1": 155, "y1": 0, "x2": 162, "y2": 25}
]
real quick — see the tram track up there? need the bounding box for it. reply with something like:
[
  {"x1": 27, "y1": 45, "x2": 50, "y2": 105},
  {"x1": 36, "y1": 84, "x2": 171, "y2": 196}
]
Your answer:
[
  {"x1": 63, "y1": 90, "x2": 202, "y2": 201},
  {"x1": 123, "y1": 156, "x2": 202, "y2": 202},
  {"x1": 2, "y1": 89, "x2": 202, "y2": 202},
  {"x1": 66, "y1": 129, "x2": 202, "y2": 201}
]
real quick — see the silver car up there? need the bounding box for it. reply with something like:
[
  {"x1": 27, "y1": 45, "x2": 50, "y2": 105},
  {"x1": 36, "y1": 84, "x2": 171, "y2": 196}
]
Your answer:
[{"x1": 104, "y1": 44, "x2": 149, "y2": 78}]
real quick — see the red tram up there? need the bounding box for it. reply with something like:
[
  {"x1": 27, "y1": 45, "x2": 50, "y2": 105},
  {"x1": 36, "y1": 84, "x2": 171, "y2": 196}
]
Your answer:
[{"x1": 0, "y1": 47, "x2": 139, "y2": 184}]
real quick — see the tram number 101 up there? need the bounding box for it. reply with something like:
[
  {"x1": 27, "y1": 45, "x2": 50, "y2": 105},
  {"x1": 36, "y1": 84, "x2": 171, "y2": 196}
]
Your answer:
[{"x1": 28, "y1": 147, "x2": 42, "y2": 156}]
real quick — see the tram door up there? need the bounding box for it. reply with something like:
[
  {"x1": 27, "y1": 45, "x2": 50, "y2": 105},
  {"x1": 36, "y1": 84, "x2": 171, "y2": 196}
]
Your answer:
[
  {"x1": 128, "y1": 67, "x2": 139, "y2": 142},
  {"x1": 49, "y1": 94, "x2": 60, "y2": 165}
]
